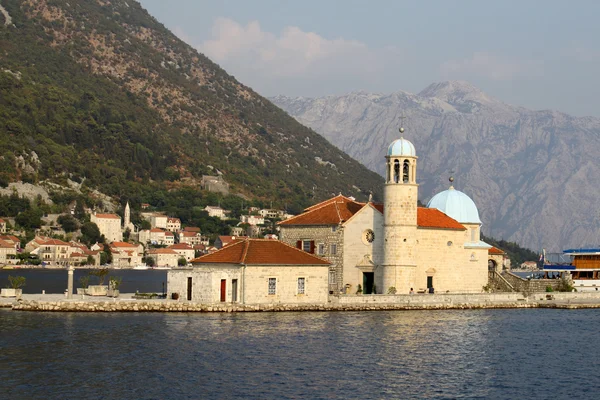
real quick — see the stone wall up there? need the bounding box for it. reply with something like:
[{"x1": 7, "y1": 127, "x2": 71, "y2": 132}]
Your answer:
[
  {"x1": 279, "y1": 225, "x2": 343, "y2": 292},
  {"x1": 12, "y1": 291, "x2": 600, "y2": 312},
  {"x1": 502, "y1": 271, "x2": 563, "y2": 293}
]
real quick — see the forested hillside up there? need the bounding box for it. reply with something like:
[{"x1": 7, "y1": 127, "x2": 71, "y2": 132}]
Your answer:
[{"x1": 0, "y1": 0, "x2": 383, "y2": 214}]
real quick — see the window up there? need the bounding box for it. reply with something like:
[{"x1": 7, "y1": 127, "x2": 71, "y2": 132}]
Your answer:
[
  {"x1": 332, "y1": 226, "x2": 337, "y2": 232},
  {"x1": 471, "y1": 228, "x2": 476, "y2": 242},
  {"x1": 393, "y1": 159, "x2": 400, "y2": 183},
  {"x1": 318, "y1": 243, "x2": 325, "y2": 255},
  {"x1": 329, "y1": 270, "x2": 336, "y2": 284},
  {"x1": 303, "y1": 240, "x2": 311, "y2": 252},
  {"x1": 268, "y1": 278, "x2": 277, "y2": 295},
  {"x1": 330, "y1": 243, "x2": 337, "y2": 255},
  {"x1": 403, "y1": 160, "x2": 410, "y2": 183},
  {"x1": 297, "y1": 278, "x2": 305, "y2": 294}
]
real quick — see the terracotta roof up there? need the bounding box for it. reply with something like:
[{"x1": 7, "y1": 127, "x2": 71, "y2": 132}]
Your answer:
[
  {"x1": 148, "y1": 248, "x2": 178, "y2": 255},
  {"x1": 183, "y1": 227, "x2": 200, "y2": 232},
  {"x1": 0, "y1": 218, "x2": 4, "y2": 223},
  {"x1": 0, "y1": 235, "x2": 19, "y2": 243},
  {"x1": 165, "y1": 232, "x2": 174, "y2": 236},
  {"x1": 167, "y1": 218, "x2": 180, "y2": 223},
  {"x1": 110, "y1": 241, "x2": 137, "y2": 248},
  {"x1": 193, "y1": 244, "x2": 206, "y2": 250},
  {"x1": 94, "y1": 213, "x2": 120, "y2": 219},
  {"x1": 279, "y1": 196, "x2": 365, "y2": 226},
  {"x1": 169, "y1": 243, "x2": 194, "y2": 250},
  {"x1": 218, "y1": 236, "x2": 246, "y2": 246},
  {"x1": 180, "y1": 231, "x2": 200, "y2": 237},
  {"x1": 191, "y1": 239, "x2": 330, "y2": 266},
  {"x1": 150, "y1": 228, "x2": 165, "y2": 233},
  {"x1": 0, "y1": 240, "x2": 14, "y2": 249},
  {"x1": 417, "y1": 208, "x2": 466, "y2": 230},
  {"x1": 41, "y1": 238, "x2": 70, "y2": 246},
  {"x1": 489, "y1": 246, "x2": 506, "y2": 255}
]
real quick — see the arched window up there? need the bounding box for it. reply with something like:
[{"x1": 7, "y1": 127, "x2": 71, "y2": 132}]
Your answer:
[
  {"x1": 386, "y1": 162, "x2": 390, "y2": 183},
  {"x1": 403, "y1": 160, "x2": 410, "y2": 183},
  {"x1": 394, "y1": 160, "x2": 400, "y2": 183}
]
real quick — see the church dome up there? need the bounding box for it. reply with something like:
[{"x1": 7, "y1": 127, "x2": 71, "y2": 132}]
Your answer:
[
  {"x1": 426, "y1": 187, "x2": 482, "y2": 224},
  {"x1": 387, "y1": 138, "x2": 416, "y2": 157}
]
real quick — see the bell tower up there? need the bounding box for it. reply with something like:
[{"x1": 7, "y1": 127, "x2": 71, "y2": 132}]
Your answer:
[{"x1": 380, "y1": 126, "x2": 419, "y2": 294}]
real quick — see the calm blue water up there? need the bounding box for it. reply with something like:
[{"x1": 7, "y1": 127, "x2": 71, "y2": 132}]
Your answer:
[
  {"x1": 0, "y1": 269, "x2": 167, "y2": 294},
  {"x1": 1, "y1": 309, "x2": 599, "y2": 399}
]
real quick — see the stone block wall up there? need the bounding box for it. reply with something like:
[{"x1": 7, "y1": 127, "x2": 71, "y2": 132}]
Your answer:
[{"x1": 279, "y1": 225, "x2": 343, "y2": 292}]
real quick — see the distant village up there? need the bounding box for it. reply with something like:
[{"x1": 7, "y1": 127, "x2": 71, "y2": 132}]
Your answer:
[{"x1": 0, "y1": 176, "x2": 294, "y2": 270}]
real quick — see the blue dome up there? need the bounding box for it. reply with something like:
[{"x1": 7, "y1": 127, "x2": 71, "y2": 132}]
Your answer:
[
  {"x1": 426, "y1": 187, "x2": 482, "y2": 224},
  {"x1": 387, "y1": 138, "x2": 416, "y2": 157}
]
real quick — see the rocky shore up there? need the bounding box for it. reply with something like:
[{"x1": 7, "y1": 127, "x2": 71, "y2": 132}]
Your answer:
[{"x1": 4, "y1": 292, "x2": 600, "y2": 312}]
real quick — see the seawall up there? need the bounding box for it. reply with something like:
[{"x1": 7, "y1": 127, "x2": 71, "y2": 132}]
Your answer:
[{"x1": 5, "y1": 292, "x2": 600, "y2": 312}]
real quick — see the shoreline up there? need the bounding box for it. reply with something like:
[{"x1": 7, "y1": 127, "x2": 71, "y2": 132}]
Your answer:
[{"x1": 3, "y1": 292, "x2": 600, "y2": 312}]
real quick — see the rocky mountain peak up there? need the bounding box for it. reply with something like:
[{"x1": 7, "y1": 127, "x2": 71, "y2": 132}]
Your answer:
[{"x1": 418, "y1": 81, "x2": 498, "y2": 109}]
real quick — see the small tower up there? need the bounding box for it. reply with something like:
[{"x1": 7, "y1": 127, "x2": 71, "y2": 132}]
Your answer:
[{"x1": 380, "y1": 126, "x2": 419, "y2": 294}]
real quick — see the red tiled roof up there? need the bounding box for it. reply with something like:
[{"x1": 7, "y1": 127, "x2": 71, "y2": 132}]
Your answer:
[
  {"x1": 0, "y1": 235, "x2": 19, "y2": 243},
  {"x1": 41, "y1": 238, "x2": 70, "y2": 246},
  {"x1": 0, "y1": 240, "x2": 14, "y2": 249},
  {"x1": 190, "y1": 239, "x2": 330, "y2": 266},
  {"x1": 183, "y1": 227, "x2": 201, "y2": 232},
  {"x1": 180, "y1": 231, "x2": 200, "y2": 237},
  {"x1": 279, "y1": 196, "x2": 365, "y2": 226},
  {"x1": 94, "y1": 213, "x2": 120, "y2": 219},
  {"x1": 169, "y1": 243, "x2": 194, "y2": 250},
  {"x1": 148, "y1": 248, "x2": 178, "y2": 255},
  {"x1": 150, "y1": 228, "x2": 165, "y2": 233},
  {"x1": 417, "y1": 208, "x2": 466, "y2": 230},
  {"x1": 110, "y1": 241, "x2": 137, "y2": 248},
  {"x1": 218, "y1": 236, "x2": 246, "y2": 246},
  {"x1": 0, "y1": 218, "x2": 4, "y2": 223},
  {"x1": 167, "y1": 218, "x2": 180, "y2": 223},
  {"x1": 489, "y1": 246, "x2": 506, "y2": 255}
]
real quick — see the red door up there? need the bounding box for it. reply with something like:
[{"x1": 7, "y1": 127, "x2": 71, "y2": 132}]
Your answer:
[{"x1": 220, "y1": 279, "x2": 226, "y2": 302}]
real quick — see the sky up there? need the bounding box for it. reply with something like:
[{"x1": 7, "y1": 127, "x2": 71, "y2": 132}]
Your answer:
[{"x1": 138, "y1": 0, "x2": 600, "y2": 117}]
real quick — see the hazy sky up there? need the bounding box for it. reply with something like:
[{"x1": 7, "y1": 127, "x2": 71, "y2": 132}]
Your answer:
[{"x1": 138, "y1": 0, "x2": 600, "y2": 117}]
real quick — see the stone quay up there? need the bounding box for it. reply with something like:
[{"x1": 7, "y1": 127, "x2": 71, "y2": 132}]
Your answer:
[{"x1": 3, "y1": 292, "x2": 600, "y2": 312}]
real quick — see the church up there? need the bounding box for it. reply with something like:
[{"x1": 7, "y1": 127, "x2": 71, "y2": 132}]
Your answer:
[{"x1": 279, "y1": 130, "x2": 492, "y2": 295}]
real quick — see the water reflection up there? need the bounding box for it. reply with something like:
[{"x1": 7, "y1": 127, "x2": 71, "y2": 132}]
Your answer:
[{"x1": 2, "y1": 309, "x2": 600, "y2": 399}]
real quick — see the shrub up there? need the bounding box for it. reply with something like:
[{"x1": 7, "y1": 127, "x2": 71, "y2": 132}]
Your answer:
[
  {"x1": 79, "y1": 275, "x2": 90, "y2": 288},
  {"x1": 545, "y1": 286, "x2": 554, "y2": 292},
  {"x1": 109, "y1": 276, "x2": 122, "y2": 290},
  {"x1": 387, "y1": 286, "x2": 397, "y2": 295},
  {"x1": 356, "y1": 284, "x2": 363, "y2": 294},
  {"x1": 89, "y1": 268, "x2": 109, "y2": 285},
  {"x1": 8, "y1": 275, "x2": 26, "y2": 289}
]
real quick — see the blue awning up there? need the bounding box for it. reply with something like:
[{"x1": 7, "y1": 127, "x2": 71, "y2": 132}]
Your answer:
[{"x1": 543, "y1": 264, "x2": 575, "y2": 271}]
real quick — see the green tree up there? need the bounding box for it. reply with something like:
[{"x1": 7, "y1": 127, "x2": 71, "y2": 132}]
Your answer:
[
  {"x1": 142, "y1": 256, "x2": 155, "y2": 267},
  {"x1": 80, "y1": 222, "x2": 101, "y2": 245},
  {"x1": 15, "y1": 208, "x2": 43, "y2": 229},
  {"x1": 58, "y1": 214, "x2": 79, "y2": 233},
  {"x1": 177, "y1": 257, "x2": 187, "y2": 266}
]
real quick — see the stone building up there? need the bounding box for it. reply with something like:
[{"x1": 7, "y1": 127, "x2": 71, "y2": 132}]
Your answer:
[
  {"x1": 90, "y1": 213, "x2": 123, "y2": 243},
  {"x1": 168, "y1": 243, "x2": 196, "y2": 262},
  {"x1": 147, "y1": 248, "x2": 180, "y2": 267},
  {"x1": 168, "y1": 238, "x2": 330, "y2": 304},
  {"x1": 279, "y1": 133, "x2": 492, "y2": 295},
  {"x1": 166, "y1": 217, "x2": 181, "y2": 232},
  {"x1": 0, "y1": 218, "x2": 6, "y2": 234},
  {"x1": 0, "y1": 239, "x2": 17, "y2": 264},
  {"x1": 201, "y1": 175, "x2": 230, "y2": 195},
  {"x1": 109, "y1": 242, "x2": 143, "y2": 268}
]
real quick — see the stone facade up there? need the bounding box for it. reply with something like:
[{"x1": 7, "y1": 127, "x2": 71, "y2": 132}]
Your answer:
[
  {"x1": 90, "y1": 213, "x2": 122, "y2": 243},
  {"x1": 168, "y1": 264, "x2": 329, "y2": 305},
  {"x1": 279, "y1": 225, "x2": 344, "y2": 293}
]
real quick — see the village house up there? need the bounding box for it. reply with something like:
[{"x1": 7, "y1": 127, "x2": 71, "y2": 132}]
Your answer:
[
  {"x1": 141, "y1": 212, "x2": 168, "y2": 229},
  {"x1": 230, "y1": 226, "x2": 245, "y2": 236},
  {"x1": 178, "y1": 231, "x2": 205, "y2": 246},
  {"x1": 0, "y1": 218, "x2": 6, "y2": 234},
  {"x1": 0, "y1": 239, "x2": 17, "y2": 264},
  {"x1": 34, "y1": 238, "x2": 71, "y2": 266},
  {"x1": 138, "y1": 228, "x2": 175, "y2": 246},
  {"x1": 168, "y1": 243, "x2": 196, "y2": 262},
  {"x1": 258, "y1": 209, "x2": 285, "y2": 219},
  {"x1": 110, "y1": 242, "x2": 143, "y2": 268},
  {"x1": 240, "y1": 215, "x2": 266, "y2": 226},
  {"x1": 69, "y1": 241, "x2": 100, "y2": 266},
  {"x1": 166, "y1": 217, "x2": 181, "y2": 232},
  {"x1": 204, "y1": 206, "x2": 228, "y2": 219},
  {"x1": 0, "y1": 235, "x2": 20, "y2": 251},
  {"x1": 167, "y1": 238, "x2": 330, "y2": 304},
  {"x1": 90, "y1": 213, "x2": 123, "y2": 243},
  {"x1": 147, "y1": 248, "x2": 180, "y2": 267}
]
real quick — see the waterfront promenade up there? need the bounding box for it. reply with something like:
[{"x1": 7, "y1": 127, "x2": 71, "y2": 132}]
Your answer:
[{"x1": 3, "y1": 292, "x2": 600, "y2": 312}]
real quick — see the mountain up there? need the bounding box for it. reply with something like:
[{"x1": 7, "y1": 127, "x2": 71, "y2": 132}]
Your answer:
[
  {"x1": 0, "y1": 0, "x2": 383, "y2": 214},
  {"x1": 271, "y1": 81, "x2": 600, "y2": 251}
]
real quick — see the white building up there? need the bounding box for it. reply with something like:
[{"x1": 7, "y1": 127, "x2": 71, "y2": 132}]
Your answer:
[
  {"x1": 110, "y1": 242, "x2": 143, "y2": 268},
  {"x1": 139, "y1": 228, "x2": 174, "y2": 246},
  {"x1": 166, "y1": 217, "x2": 181, "y2": 232},
  {"x1": 147, "y1": 248, "x2": 180, "y2": 267},
  {"x1": 168, "y1": 243, "x2": 196, "y2": 262},
  {"x1": 240, "y1": 215, "x2": 265, "y2": 226},
  {"x1": 204, "y1": 206, "x2": 227, "y2": 219},
  {"x1": 90, "y1": 213, "x2": 123, "y2": 243}
]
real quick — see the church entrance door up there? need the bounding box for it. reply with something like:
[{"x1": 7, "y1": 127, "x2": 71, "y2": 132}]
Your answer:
[{"x1": 363, "y1": 272, "x2": 375, "y2": 294}]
